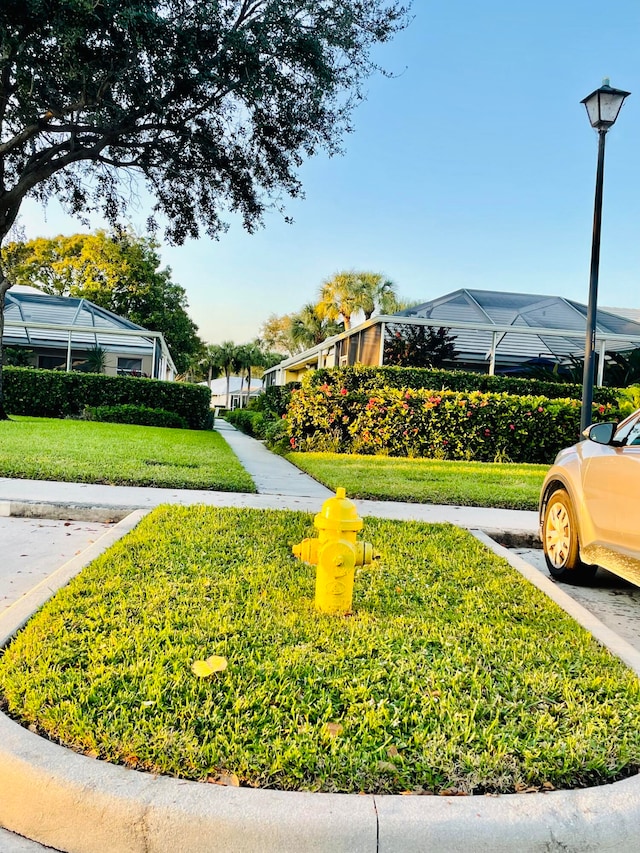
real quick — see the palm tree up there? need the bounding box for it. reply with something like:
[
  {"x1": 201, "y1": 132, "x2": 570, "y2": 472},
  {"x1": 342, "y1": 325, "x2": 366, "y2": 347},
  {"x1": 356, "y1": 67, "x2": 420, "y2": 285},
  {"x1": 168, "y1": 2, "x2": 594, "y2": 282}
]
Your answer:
[
  {"x1": 317, "y1": 272, "x2": 397, "y2": 329},
  {"x1": 199, "y1": 344, "x2": 223, "y2": 388},
  {"x1": 234, "y1": 342, "x2": 265, "y2": 408},
  {"x1": 207, "y1": 340, "x2": 238, "y2": 409},
  {"x1": 290, "y1": 303, "x2": 343, "y2": 350},
  {"x1": 364, "y1": 275, "x2": 397, "y2": 319}
]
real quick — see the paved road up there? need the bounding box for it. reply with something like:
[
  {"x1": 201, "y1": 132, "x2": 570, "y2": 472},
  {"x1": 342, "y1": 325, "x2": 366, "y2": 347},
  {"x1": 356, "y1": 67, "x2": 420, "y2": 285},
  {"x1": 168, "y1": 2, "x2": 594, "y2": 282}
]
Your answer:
[{"x1": 514, "y1": 546, "x2": 640, "y2": 652}]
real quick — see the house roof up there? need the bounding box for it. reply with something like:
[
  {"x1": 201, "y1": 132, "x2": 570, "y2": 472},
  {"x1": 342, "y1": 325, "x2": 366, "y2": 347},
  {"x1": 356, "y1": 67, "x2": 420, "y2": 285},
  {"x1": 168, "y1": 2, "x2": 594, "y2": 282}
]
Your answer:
[
  {"x1": 603, "y1": 306, "x2": 640, "y2": 324},
  {"x1": 4, "y1": 290, "x2": 161, "y2": 354},
  {"x1": 264, "y1": 288, "x2": 640, "y2": 380},
  {"x1": 394, "y1": 289, "x2": 640, "y2": 363},
  {"x1": 205, "y1": 377, "x2": 264, "y2": 396}
]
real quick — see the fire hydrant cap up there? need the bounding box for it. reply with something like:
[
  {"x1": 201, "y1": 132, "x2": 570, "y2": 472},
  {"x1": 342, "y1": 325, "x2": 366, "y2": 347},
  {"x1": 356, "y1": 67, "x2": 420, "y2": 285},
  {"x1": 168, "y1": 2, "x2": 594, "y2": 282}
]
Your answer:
[{"x1": 314, "y1": 487, "x2": 363, "y2": 532}]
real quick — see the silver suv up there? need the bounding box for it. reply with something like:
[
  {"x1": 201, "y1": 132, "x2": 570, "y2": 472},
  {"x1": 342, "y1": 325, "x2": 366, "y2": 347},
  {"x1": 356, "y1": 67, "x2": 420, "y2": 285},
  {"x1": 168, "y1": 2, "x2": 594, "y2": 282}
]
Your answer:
[{"x1": 539, "y1": 408, "x2": 640, "y2": 585}]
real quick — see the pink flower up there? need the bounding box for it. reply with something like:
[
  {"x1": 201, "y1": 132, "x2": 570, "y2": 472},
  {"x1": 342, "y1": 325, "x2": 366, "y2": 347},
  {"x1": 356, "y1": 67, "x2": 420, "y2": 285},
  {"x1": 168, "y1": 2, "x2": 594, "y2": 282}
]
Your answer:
[
  {"x1": 537, "y1": 406, "x2": 544, "y2": 413},
  {"x1": 289, "y1": 437, "x2": 296, "y2": 448},
  {"x1": 509, "y1": 423, "x2": 515, "y2": 430},
  {"x1": 484, "y1": 428, "x2": 491, "y2": 436},
  {"x1": 339, "y1": 387, "x2": 348, "y2": 396}
]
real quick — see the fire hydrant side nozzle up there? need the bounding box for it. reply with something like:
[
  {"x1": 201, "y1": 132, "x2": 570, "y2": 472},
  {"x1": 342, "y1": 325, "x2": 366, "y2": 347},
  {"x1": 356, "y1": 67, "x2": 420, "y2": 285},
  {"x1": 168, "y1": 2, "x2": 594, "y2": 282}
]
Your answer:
[{"x1": 292, "y1": 487, "x2": 375, "y2": 615}]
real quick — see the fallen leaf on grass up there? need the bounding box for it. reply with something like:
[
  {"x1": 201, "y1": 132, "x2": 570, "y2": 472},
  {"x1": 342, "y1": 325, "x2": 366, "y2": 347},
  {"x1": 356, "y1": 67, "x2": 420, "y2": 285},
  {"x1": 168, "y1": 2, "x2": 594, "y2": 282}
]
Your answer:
[
  {"x1": 207, "y1": 772, "x2": 240, "y2": 786},
  {"x1": 192, "y1": 655, "x2": 228, "y2": 677},
  {"x1": 323, "y1": 722, "x2": 343, "y2": 738},
  {"x1": 515, "y1": 782, "x2": 539, "y2": 794}
]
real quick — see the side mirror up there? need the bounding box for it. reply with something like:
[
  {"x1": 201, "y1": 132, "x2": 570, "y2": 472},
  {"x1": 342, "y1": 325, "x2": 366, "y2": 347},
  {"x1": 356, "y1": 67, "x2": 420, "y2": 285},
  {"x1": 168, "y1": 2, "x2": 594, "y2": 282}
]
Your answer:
[{"x1": 583, "y1": 422, "x2": 616, "y2": 445}]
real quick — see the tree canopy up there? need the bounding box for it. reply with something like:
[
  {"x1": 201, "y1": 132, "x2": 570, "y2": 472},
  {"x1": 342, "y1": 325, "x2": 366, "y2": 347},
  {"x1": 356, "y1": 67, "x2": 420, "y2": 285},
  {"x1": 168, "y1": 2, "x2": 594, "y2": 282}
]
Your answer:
[
  {"x1": 260, "y1": 304, "x2": 343, "y2": 356},
  {"x1": 259, "y1": 271, "x2": 419, "y2": 355},
  {"x1": 4, "y1": 230, "x2": 204, "y2": 373},
  {"x1": 317, "y1": 271, "x2": 399, "y2": 330},
  {"x1": 0, "y1": 0, "x2": 408, "y2": 415}
]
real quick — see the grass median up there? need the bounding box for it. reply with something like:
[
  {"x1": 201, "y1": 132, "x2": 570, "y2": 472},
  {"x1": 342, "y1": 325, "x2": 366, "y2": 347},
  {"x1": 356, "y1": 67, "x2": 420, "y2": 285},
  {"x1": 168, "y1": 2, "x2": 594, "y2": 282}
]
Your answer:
[
  {"x1": 286, "y1": 452, "x2": 547, "y2": 510},
  {"x1": 2, "y1": 505, "x2": 639, "y2": 795},
  {"x1": 0, "y1": 416, "x2": 254, "y2": 492}
]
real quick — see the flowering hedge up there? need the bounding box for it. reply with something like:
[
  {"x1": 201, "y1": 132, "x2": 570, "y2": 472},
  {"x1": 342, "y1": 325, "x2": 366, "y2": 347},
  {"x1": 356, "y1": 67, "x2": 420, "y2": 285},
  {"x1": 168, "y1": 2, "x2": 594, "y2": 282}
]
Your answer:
[
  {"x1": 306, "y1": 365, "x2": 621, "y2": 406},
  {"x1": 286, "y1": 383, "x2": 620, "y2": 464}
]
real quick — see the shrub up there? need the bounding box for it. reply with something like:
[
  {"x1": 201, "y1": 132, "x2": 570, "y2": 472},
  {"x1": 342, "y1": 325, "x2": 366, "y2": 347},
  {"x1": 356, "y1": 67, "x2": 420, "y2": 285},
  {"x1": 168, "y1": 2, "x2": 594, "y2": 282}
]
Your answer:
[
  {"x1": 226, "y1": 407, "x2": 291, "y2": 453},
  {"x1": 3, "y1": 347, "x2": 33, "y2": 367},
  {"x1": 83, "y1": 404, "x2": 188, "y2": 429},
  {"x1": 225, "y1": 408, "x2": 267, "y2": 438},
  {"x1": 4, "y1": 367, "x2": 212, "y2": 429},
  {"x1": 305, "y1": 365, "x2": 621, "y2": 405},
  {"x1": 617, "y1": 384, "x2": 640, "y2": 417},
  {"x1": 249, "y1": 383, "x2": 299, "y2": 417},
  {"x1": 263, "y1": 417, "x2": 290, "y2": 454},
  {"x1": 287, "y1": 384, "x2": 621, "y2": 464}
]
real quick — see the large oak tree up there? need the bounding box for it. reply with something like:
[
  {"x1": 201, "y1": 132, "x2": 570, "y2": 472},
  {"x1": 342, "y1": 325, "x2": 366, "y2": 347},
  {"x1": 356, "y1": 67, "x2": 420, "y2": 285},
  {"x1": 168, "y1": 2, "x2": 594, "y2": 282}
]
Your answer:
[{"x1": 0, "y1": 0, "x2": 408, "y2": 416}]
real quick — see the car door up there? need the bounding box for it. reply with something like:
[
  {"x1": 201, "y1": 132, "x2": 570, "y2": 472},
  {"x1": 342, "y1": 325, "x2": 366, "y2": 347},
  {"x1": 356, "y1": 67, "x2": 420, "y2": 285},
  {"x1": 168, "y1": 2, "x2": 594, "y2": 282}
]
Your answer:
[{"x1": 580, "y1": 411, "x2": 640, "y2": 556}]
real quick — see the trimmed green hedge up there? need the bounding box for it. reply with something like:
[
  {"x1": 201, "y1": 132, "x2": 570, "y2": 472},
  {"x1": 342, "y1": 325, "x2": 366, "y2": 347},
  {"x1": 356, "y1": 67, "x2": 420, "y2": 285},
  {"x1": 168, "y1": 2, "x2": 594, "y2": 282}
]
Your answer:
[
  {"x1": 4, "y1": 367, "x2": 212, "y2": 429},
  {"x1": 306, "y1": 365, "x2": 621, "y2": 405},
  {"x1": 287, "y1": 383, "x2": 622, "y2": 464},
  {"x1": 84, "y1": 404, "x2": 188, "y2": 429},
  {"x1": 225, "y1": 408, "x2": 267, "y2": 438}
]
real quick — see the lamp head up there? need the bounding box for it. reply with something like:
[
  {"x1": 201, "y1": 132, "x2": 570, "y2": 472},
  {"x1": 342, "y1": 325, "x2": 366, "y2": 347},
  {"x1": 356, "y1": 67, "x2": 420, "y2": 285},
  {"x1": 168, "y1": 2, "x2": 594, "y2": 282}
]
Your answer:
[{"x1": 581, "y1": 78, "x2": 631, "y2": 130}]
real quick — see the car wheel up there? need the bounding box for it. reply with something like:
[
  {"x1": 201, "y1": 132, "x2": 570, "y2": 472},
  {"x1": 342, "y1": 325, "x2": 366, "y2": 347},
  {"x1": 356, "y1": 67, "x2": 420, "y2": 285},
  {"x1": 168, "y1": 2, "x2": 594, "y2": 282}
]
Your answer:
[{"x1": 542, "y1": 488, "x2": 597, "y2": 582}]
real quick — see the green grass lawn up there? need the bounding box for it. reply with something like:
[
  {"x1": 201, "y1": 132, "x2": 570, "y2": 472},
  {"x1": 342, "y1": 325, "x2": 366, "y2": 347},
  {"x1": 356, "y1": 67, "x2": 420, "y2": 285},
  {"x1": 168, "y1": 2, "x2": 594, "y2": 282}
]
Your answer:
[
  {"x1": 287, "y1": 453, "x2": 548, "y2": 510},
  {"x1": 0, "y1": 417, "x2": 255, "y2": 492},
  {"x1": 2, "y1": 505, "x2": 639, "y2": 795}
]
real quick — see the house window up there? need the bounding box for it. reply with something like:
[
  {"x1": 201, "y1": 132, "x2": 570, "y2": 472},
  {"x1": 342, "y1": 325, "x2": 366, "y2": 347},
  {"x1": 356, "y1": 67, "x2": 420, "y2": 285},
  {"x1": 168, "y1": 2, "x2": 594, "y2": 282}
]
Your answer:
[
  {"x1": 117, "y1": 357, "x2": 143, "y2": 376},
  {"x1": 38, "y1": 354, "x2": 66, "y2": 371}
]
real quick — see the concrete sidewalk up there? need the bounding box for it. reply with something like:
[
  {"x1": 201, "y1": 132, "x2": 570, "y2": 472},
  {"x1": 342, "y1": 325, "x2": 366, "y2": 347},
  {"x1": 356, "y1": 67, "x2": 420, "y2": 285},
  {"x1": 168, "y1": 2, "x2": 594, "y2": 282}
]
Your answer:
[
  {"x1": 0, "y1": 420, "x2": 540, "y2": 541},
  {"x1": 2, "y1": 421, "x2": 640, "y2": 852}
]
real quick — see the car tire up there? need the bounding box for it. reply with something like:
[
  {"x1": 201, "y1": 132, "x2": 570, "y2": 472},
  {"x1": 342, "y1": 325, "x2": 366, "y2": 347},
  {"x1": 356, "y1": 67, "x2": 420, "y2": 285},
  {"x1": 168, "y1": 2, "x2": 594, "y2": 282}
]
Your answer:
[{"x1": 542, "y1": 488, "x2": 598, "y2": 582}]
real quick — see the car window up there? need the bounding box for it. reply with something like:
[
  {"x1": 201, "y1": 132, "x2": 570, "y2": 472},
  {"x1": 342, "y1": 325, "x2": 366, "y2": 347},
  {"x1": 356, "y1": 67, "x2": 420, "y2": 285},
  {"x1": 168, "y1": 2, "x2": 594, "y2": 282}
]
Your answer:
[
  {"x1": 626, "y1": 421, "x2": 640, "y2": 446},
  {"x1": 616, "y1": 413, "x2": 640, "y2": 446}
]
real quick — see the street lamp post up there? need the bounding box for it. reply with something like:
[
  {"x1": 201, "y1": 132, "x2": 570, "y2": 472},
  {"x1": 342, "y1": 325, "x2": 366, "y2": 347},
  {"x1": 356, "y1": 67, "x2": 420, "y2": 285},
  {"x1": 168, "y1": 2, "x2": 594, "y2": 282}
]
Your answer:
[{"x1": 580, "y1": 79, "x2": 630, "y2": 434}]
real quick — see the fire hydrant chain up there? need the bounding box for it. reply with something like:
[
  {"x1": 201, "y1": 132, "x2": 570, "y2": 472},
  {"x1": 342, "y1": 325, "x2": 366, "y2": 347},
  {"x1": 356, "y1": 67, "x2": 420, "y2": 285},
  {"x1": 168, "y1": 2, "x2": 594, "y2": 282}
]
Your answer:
[{"x1": 292, "y1": 488, "x2": 375, "y2": 615}]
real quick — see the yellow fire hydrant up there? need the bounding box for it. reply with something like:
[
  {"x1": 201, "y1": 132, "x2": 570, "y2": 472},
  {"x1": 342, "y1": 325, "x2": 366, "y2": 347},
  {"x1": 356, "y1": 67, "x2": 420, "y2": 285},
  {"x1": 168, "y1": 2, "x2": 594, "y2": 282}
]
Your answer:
[{"x1": 292, "y1": 487, "x2": 374, "y2": 615}]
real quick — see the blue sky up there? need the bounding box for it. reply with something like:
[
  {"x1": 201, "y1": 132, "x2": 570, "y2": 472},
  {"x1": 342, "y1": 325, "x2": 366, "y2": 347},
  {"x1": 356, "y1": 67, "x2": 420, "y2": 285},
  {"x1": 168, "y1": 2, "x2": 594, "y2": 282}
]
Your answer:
[{"x1": 17, "y1": 0, "x2": 640, "y2": 346}]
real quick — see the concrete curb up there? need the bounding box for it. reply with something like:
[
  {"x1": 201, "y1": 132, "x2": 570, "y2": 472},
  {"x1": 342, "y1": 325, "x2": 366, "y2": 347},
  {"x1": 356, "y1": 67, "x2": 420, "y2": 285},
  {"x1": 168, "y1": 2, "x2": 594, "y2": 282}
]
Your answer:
[
  {"x1": 0, "y1": 499, "x2": 130, "y2": 523},
  {"x1": 473, "y1": 530, "x2": 640, "y2": 678},
  {"x1": 2, "y1": 506, "x2": 640, "y2": 851},
  {"x1": 2, "y1": 706, "x2": 640, "y2": 853}
]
